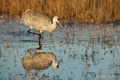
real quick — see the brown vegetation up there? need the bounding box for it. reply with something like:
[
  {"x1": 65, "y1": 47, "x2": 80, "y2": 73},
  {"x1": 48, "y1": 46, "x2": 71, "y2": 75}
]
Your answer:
[{"x1": 0, "y1": 0, "x2": 120, "y2": 22}]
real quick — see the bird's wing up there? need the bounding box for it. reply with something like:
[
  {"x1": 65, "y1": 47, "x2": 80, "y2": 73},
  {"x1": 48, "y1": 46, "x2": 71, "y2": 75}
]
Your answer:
[{"x1": 21, "y1": 11, "x2": 52, "y2": 28}]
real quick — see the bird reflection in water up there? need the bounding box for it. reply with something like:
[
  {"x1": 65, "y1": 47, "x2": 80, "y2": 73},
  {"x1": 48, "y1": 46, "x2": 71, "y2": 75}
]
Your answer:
[{"x1": 21, "y1": 52, "x2": 62, "y2": 73}]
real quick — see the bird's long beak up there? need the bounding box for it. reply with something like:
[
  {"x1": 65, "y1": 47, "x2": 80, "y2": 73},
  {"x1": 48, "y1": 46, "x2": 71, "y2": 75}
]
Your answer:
[
  {"x1": 58, "y1": 22, "x2": 63, "y2": 30},
  {"x1": 58, "y1": 59, "x2": 62, "y2": 64}
]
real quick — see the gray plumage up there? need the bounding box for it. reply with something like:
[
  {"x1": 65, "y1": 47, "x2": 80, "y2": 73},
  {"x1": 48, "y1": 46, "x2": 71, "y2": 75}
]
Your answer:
[
  {"x1": 21, "y1": 52, "x2": 62, "y2": 73},
  {"x1": 21, "y1": 9, "x2": 63, "y2": 33}
]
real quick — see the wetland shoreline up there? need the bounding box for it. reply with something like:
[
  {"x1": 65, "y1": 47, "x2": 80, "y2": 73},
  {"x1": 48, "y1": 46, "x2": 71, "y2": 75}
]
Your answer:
[{"x1": 0, "y1": 0, "x2": 120, "y2": 23}]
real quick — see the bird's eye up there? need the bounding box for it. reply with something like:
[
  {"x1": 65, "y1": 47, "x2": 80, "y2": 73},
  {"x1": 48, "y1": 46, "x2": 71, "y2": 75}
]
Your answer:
[{"x1": 57, "y1": 18, "x2": 60, "y2": 21}]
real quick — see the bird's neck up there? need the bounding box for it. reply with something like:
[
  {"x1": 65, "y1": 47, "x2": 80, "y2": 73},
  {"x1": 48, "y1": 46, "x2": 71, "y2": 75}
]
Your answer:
[
  {"x1": 48, "y1": 21, "x2": 56, "y2": 32},
  {"x1": 52, "y1": 59, "x2": 56, "y2": 65},
  {"x1": 52, "y1": 21, "x2": 57, "y2": 27},
  {"x1": 52, "y1": 58, "x2": 57, "y2": 69}
]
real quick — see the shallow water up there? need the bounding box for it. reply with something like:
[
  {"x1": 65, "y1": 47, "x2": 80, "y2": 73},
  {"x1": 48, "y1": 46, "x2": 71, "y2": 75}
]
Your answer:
[{"x1": 0, "y1": 19, "x2": 120, "y2": 80}]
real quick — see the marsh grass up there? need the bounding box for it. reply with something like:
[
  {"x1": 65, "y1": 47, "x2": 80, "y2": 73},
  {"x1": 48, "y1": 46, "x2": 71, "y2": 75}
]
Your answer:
[{"x1": 0, "y1": 0, "x2": 120, "y2": 22}]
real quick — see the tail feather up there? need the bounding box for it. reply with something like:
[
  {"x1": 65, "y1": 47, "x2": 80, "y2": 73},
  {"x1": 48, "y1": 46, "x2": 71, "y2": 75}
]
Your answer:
[
  {"x1": 23, "y1": 9, "x2": 32, "y2": 16},
  {"x1": 21, "y1": 9, "x2": 32, "y2": 23}
]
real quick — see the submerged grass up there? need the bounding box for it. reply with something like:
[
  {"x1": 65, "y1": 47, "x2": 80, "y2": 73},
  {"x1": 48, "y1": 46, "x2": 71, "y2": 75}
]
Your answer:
[{"x1": 0, "y1": 0, "x2": 120, "y2": 22}]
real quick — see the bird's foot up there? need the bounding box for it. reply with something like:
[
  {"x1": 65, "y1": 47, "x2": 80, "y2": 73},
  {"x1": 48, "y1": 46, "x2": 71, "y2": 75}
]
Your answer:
[{"x1": 28, "y1": 29, "x2": 30, "y2": 33}]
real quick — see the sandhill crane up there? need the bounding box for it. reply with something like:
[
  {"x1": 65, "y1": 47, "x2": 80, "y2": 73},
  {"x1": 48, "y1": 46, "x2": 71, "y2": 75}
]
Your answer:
[
  {"x1": 21, "y1": 52, "x2": 62, "y2": 73},
  {"x1": 21, "y1": 9, "x2": 63, "y2": 38}
]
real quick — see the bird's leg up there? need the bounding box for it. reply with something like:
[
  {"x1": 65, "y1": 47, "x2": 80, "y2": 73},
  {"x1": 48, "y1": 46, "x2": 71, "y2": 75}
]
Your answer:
[
  {"x1": 39, "y1": 31, "x2": 43, "y2": 39},
  {"x1": 28, "y1": 29, "x2": 35, "y2": 34},
  {"x1": 28, "y1": 29, "x2": 31, "y2": 33},
  {"x1": 37, "y1": 35, "x2": 42, "y2": 50},
  {"x1": 39, "y1": 33, "x2": 43, "y2": 39},
  {"x1": 28, "y1": 29, "x2": 41, "y2": 36}
]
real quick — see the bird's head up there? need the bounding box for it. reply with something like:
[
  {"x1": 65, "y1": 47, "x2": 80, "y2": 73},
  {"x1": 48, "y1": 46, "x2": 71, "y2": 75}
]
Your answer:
[
  {"x1": 53, "y1": 16, "x2": 63, "y2": 29},
  {"x1": 53, "y1": 63, "x2": 59, "y2": 69},
  {"x1": 52, "y1": 58, "x2": 62, "y2": 69},
  {"x1": 53, "y1": 16, "x2": 60, "y2": 23}
]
